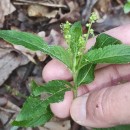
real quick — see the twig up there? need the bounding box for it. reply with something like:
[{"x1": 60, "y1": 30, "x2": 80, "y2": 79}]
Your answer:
[
  {"x1": 13, "y1": 2, "x2": 29, "y2": 5},
  {"x1": 14, "y1": 0, "x2": 68, "y2": 8}
]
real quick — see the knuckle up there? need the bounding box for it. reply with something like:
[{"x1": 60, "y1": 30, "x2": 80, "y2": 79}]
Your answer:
[{"x1": 86, "y1": 88, "x2": 114, "y2": 125}]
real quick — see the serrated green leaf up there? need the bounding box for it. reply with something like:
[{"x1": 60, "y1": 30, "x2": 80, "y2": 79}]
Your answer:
[
  {"x1": 0, "y1": 30, "x2": 72, "y2": 69},
  {"x1": 77, "y1": 34, "x2": 120, "y2": 86},
  {"x1": 32, "y1": 80, "x2": 72, "y2": 96},
  {"x1": 124, "y1": 2, "x2": 130, "y2": 13},
  {"x1": 13, "y1": 80, "x2": 71, "y2": 127},
  {"x1": 93, "y1": 125, "x2": 130, "y2": 130},
  {"x1": 76, "y1": 64, "x2": 96, "y2": 86},
  {"x1": 69, "y1": 22, "x2": 82, "y2": 53},
  {"x1": 14, "y1": 96, "x2": 48, "y2": 121},
  {"x1": 82, "y1": 44, "x2": 130, "y2": 64},
  {"x1": 12, "y1": 106, "x2": 53, "y2": 127},
  {"x1": 93, "y1": 33, "x2": 122, "y2": 49}
]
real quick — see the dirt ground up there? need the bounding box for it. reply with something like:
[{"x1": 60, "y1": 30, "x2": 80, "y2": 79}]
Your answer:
[{"x1": 0, "y1": 0, "x2": 129, "y2": 130}]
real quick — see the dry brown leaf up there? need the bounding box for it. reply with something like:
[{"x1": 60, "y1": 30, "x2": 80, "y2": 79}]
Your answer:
[
  {"x1": 38, "y1": 117, "x2": 70, "y2": 130},
  {"x1": 38, "y1": 29, "x2": 66, "y2": 47},
  {"x1": 0, "y1": 97, "x2": 7, "y2": 107},
  {"x1": 95, "y1": 0, "x2": 111, "y2": 13},
  {"x1": 14, "y1": 44, "x2": 47, "y2": 62},
  {"x1": 59, "y1": 1, "x2": 80, "y2": 22},
  {"x1": 0, "y1": 48, "x2": 29, "y2": 86},
  {"x1": 0, "y1": 100, "x2": 20, "y2": 130},
  {"x1": 28, "y1": 5, "x2": 58, "y2": 18},
  {"x1": 0, "y1": 0, "x2": 16, "y2": 28},
  {"x1": 44, "y1": 120, "x2": 70, "y2": 130}
]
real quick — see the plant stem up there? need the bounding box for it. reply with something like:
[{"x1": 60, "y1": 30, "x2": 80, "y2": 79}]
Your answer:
[
  {"x1": 86, "y1": 22, "x2": 92, "y2": 43},
  {"x1": 72, "y1": 21, "x2": 93, "y2": 99}
]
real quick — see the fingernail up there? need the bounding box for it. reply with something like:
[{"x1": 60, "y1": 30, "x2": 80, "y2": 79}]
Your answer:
[{"x1": 70, "y1": 94, "x2": 89, "y2": 126}]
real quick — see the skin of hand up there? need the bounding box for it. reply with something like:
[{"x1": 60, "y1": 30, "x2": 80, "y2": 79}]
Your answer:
[{"x1": 42, "y1": 24, "x2": 130, "y2": 128}]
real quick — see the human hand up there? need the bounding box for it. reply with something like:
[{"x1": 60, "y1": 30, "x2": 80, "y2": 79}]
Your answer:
[{"x1": 42, "y1": 24, "x2": 130, "y2": 128}]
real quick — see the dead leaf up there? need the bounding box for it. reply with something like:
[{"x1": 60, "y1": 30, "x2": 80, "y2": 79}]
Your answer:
[
  {"x1": 38, "y1": 29, "x2": 66, "y2": 47},
  {"x1": 0, "y1": 46, "x2": 29, "y2": 86},
  {"x1": 38, "y1": 117, "x2": 70, "y2": 130},
  {"x1": 0, "y1": 100, "x2": 20, "y2": 130},
  {"x1": 0, "y1": 97, "x2": 7, "y2": 107},
  {"x1": 44, "y1": 120, "x2": 70, "y2": 130},
  {"x1": 28, "y1": 5, "x2": 58, "y2": 18},
  {"x1": 59, "y1": 1, "x2": 80, "y2": 22},
  {"x1": 14, "y1": 44, "x2": 47, "y2": 62},
  {"x1": 0, "y1": 0, "x2": 16, "y2": 28},
  {"x1": 95, "y1": 0, "x2": 111, "y2": 13}
]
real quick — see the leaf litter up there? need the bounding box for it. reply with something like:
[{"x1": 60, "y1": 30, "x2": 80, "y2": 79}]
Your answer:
[{"x1": 0, "y1": 0, "x2": 130, "y2": 130}]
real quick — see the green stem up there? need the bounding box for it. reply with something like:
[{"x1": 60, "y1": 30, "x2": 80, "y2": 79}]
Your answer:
[
  {"x1": 72, "y1": 52, "x2": 79, "y2": 98},
  {"x1": 85, "y1": 22, "x2": 92, "y2": 43},
  {"x1": 72, "y1": 22, "x2": 93, "y2": 98}
]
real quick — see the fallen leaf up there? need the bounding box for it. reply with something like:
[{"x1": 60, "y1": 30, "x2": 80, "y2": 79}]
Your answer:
[
  {"x1": 0, "y1": 100, "x2": 20, "y2": 130},
  {"x1": 0, "y1": 0, "x2": 16, "y2": 28},
  {"x1": 38, "y1": 29, "x2": 66, "y2": 47},
  {"x1": 44, "y1": 120, "x2": 70, "y2": 130},
  {"x1": 27, "y1": 5, "x2": 58, "y2": 18},
  {"x1": 95, "y1": 0, "x2": 111, "y2": 13},
  {"x1": 14, "y1": 44, "x2": 47, "y2": 62},
  {"x1": 59, "y1": 1, "x2": 80, "y2": 22},
  {"x1": 0, "y1": 97, "x2": 7, "y2": 107},
  {"x1": 0, "y1": 48, "x2": 29, "y2": 86}
]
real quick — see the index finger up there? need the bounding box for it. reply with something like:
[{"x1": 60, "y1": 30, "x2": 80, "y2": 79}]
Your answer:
[
  {"x1": 43, "y1": 24, "x2": 130, "y2": 82},
  {"x1": 86, "y1": 24, "x2": 130, "y2": 50},
  {"x1": 43, "y1": 24, "x2": 130, "y2": 119}
]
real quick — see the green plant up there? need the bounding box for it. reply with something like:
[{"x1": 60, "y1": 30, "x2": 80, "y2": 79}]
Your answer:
[
  {"x1": 0, "y1": 13, "x2": 130, "y2": 130},
  {"x1": 124, "y1": 0, "x2": 130, "y2": 13}
]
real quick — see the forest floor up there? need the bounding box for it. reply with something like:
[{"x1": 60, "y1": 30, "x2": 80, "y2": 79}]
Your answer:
[{"x1": 0, "y1": 0, "x2": 129, "y2": 130}]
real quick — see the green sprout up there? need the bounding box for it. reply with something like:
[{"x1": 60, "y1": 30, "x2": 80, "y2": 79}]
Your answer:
[{"x1": 0, "y1": 12, "x2": 129, "y2": 130}]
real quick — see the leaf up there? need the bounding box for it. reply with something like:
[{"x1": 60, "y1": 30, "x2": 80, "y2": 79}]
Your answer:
[
  {"x1": 93, "y1": 125, "x2": 130, "y2": 130},
  {"x1": 76, "y1": 64, "x2": 96, "y2": 86},
  {"x1": 69, "y1": 22, "x2": 82, "y2": 53},
  {"x1": 0, "y1": 30, "x2": 72, "y2": 69},
  {"x1": 32, "y1": 80, "x2": 72, "y2": 96},
  {"x1": 93, "y1": 33, "x2": 122, "y2": 49},
  {"x1": 124, "y1": 2, "x2": 130, "y2": 14},
  {"x1": 77, "y1": 34, "x2": 120, "y2": 86},
  {"x1": 12, "y1": 80, "x2": 71, "y2": 127},
  {"x1": 12, "y1": 106, "x2": 53, "y2": 127},
  {"x1": 82, "y1": 44, "x2": 130, "y2": 64}
]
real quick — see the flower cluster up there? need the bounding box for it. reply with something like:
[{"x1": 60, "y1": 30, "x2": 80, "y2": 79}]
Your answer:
[{"x1": 61, "y1": 21, "x2": 71, "y2": 45}]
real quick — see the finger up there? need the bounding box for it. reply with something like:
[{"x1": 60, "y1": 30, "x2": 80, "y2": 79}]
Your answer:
[
  {"x1": 70, "y1": 82, "x2": 130, "y2": 128},
  {"x1": 50, "y1": 63, "x2": 130, "y2": 118},
  {"x1": 43, "y1": 24, "x2": 130, "y2": 82},
  {"x1": 50, "y1": 91, "x2": 73, "y2": 118},
  {"x1": 86, "y1": 24, "x2": 130, "y2": 50},
  {"x1": 50, "y1": 86, "x2": 88, "y2": 118},
  {"x1": 43, "y1": 24, "x2": 130, "y2": 118},
  {"x1": 42, "y1": 59, "x2": 72, "y2": 82},
  {"x1": 87, "y1": 64, "x2": 130, "y2": 91}
]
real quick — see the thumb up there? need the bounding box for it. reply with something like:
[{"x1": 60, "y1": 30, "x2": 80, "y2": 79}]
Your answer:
[{"x1": 70, "y1": 82, "x2": 130, "y2": 128}]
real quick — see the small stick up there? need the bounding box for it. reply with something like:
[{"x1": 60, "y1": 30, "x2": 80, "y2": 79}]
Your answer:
[{"x1": 14, "y1": 0, "x2": 68, "y2": 8}]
